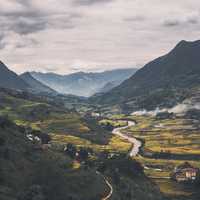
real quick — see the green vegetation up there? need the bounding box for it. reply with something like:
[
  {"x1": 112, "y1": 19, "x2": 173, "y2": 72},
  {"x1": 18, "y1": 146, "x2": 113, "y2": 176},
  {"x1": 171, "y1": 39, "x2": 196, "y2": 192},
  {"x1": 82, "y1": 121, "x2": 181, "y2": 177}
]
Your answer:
[
  {"x1": 99, "y1": 119, "x2": 128, "y2": 127},
  {"x1": 118, "y1": 115, "x2": 200, "y2": 198},
  {"x1": 1, "y1": 88, "x2": 200, "y2": 200},
  {"x1": 100, "y1": 115, "x2": 200, "y2": 199},
  {"x1": 0, "y1": 117, "x2": 109, "y2": 200},
  {"x1": 0, "y1": 90, "x2": 110, "y2": 145},
  {"x1": 52, "y1": 134, "x2": 132, "y2": 154},
  {"x1": 126, "y1": 116, "x2": 200, "y2": 155}
]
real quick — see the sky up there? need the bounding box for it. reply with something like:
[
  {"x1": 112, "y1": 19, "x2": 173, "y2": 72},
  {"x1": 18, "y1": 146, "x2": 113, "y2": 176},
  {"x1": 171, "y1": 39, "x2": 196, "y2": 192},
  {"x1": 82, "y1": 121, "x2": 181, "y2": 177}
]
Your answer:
[{"x1": 0, "y1": 0, "x2": 200, "y2": 74}]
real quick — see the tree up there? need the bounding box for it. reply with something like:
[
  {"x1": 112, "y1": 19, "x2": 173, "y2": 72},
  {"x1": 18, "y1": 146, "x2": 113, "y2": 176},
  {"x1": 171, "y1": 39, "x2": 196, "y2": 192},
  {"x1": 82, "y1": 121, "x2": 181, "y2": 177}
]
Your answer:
[
  {"x1": 78, "y1": 147, "x2": 89, "y2": 161},
  {"x1": 65, "y1": 143, "x2": 77, "y2": 159},
  {"x1": 18, "y1": 185, "x2": 46, "y2": 200}
]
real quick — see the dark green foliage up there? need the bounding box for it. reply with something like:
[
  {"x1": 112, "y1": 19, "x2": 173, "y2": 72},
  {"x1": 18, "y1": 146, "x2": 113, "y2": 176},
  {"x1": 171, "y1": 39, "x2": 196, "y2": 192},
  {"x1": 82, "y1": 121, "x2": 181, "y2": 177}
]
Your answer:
[
  {"x1": 100, "y1": 154, "x2": 144, "y2": 178},
  {"x1": 31, "y1": 130, "x2": 51, "y2": 144},
  {"x1": 78, "y1": 147, "x2": 89, "y2": 161},
  {"x1": 18, "y1": 185, "x2": 46, "y2": 200},
  {"x1": 83, "y1": 117, "x2": 112, "y2": 145},
  {"x1": 0, "y1": 118, "x2": 107, "y2": 200},
  {"x1": 65, "y1": 143, "x2": 77, "y2": 159}
]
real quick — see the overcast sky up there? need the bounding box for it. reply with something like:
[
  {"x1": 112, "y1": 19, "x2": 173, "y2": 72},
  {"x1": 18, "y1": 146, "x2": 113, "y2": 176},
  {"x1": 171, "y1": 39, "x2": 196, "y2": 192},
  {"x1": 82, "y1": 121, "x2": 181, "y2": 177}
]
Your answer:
[{"x1": 0, "y1": 0, "x2": 199, "y2": 74}]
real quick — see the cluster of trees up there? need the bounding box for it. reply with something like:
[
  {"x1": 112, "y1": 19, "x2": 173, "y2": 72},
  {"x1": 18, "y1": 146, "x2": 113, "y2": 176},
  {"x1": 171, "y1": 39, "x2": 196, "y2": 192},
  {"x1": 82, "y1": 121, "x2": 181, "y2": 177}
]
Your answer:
[
  {"x1": 30, "y1": 130, "x2": 51, "y2": 144},
  {"x1": 64, "y1": 143, "x2": 93, "y2": 162},
  {"x1": 0, "y1": 116, "x2": 13, "y2": 129},
  {"x1": 98, "y1": 154, "x2": 144, "y2": 182},
  {"x1": 101, "y1": 122, "x2": 114, "y2": 131}
]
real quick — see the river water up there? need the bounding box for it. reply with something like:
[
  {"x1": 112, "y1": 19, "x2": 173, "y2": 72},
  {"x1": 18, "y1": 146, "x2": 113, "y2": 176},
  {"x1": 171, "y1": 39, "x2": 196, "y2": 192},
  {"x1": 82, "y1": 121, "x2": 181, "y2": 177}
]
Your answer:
[{"x1": 112, "y1": 121, "x2": 142, "y2": 157}]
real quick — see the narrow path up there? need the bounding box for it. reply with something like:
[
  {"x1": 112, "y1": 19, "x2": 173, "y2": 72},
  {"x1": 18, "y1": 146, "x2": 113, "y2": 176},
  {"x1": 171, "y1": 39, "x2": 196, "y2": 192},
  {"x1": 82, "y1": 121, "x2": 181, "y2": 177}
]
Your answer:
[
  {"x1": 96, "y1": 171, "x2": 113, "y2": 200},
  {"x1": 102, "y1": 177, "x2": 113, "y2": 200},
  {"x1": 112, "y1": 121, "x2": 142, "y2": 157}
]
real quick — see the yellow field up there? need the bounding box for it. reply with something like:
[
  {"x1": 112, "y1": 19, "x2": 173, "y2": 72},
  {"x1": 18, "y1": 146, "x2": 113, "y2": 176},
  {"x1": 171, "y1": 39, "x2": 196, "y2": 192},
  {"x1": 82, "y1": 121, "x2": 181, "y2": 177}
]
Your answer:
[
  {"x1": 51, "y1": 134, "x2": 132, "y2": 154},
  {"x1": 105, "y1": 115, "x2": 200, "y2": 197}
]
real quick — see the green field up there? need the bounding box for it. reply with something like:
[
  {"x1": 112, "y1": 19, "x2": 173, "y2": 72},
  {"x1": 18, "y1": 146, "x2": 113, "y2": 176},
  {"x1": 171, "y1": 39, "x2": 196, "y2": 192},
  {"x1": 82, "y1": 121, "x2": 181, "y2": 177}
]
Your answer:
[{"x1": 103, "y1": 115, "x2": 200, "y2": 198}]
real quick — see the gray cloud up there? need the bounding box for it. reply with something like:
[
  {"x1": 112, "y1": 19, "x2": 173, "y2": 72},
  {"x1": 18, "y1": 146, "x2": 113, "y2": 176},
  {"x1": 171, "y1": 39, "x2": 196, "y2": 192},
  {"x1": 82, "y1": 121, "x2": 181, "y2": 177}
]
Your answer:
[
  {"x1": 163, "y1": 19, "x2": 181, "y2": 27},
  {"x1": 73, "y1": 0, "x2": 113, "y2": 6},
  {"x1": 163, "y1": 14, "x2": 199, "y2": 28},
  {"x1": 124, "y1": 16, "x2": 146, "y2": 22},
  {"x1": 15, "y1": 0, "x2": 32, "y2": 6},
  {"x1": 0, "y1": 0, "x2": 199, "y2": 74},
  {"x1": 0, "y1": 33, "x2": 6, "y2": 49},
  {"x1": 12, "y1": 17, "x2": 47, "y2": 35}
]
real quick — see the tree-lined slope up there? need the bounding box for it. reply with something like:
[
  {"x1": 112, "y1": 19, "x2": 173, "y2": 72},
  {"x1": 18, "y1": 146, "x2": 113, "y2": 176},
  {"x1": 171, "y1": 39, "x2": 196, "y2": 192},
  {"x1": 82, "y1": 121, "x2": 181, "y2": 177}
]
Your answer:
[{"x1": 91, "y1": 40, "x2": 200, "y2": 110}]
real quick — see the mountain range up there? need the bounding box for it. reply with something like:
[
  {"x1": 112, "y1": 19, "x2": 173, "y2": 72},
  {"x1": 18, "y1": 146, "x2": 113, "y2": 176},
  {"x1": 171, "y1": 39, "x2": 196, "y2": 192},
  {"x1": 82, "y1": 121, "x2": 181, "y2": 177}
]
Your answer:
[
  {"x1": 20, "y1": 72, "x2": 56, "y2": 94},
  {"x1": 30, "y1": 68, "x2": 137, "y2": 97},
  {"x1": 91, "y1": 40, "x2": 200, "y2": 111},
  {"x1": 0, "y1": 61, "x2": 56, "y2": 95},
  {"x1": 0, "y1": 61, "x2": 29, "y2": 90},
  {"x1": 2, "y1": 39, "x2": 200, "y2": 113}
]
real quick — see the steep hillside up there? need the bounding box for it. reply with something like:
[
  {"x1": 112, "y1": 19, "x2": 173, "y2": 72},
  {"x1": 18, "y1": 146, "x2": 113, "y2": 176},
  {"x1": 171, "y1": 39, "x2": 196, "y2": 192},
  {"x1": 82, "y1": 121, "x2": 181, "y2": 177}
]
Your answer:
[
  {"x1": 31, "y1": 68, "x2": 137, "y2": 97},
  {"x1": 0, "y1": 88, "x2": 110, "y2": 145},
  {"x1": 0, "y1": 117, "x2": 108, "y2": 200},
  {"x1": 20, "y1": 72, "x2": 56, "y2": 94},
  {"x1": 97, "y1": 81, "x2": 119, "y2": 94},
  {"x1": 0, "y1": 61, "x2": 29, "y2": 90},
  {"x1": 91, "y1": 40, "x2": 200, "y2": 111}
]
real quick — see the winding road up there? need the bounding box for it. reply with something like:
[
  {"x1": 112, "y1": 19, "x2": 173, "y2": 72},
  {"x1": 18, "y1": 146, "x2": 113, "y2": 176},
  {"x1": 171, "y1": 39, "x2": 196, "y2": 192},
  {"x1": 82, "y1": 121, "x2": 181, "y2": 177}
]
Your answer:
[
  {"x1": 100, "y1": 120, "x2": 142, "y2": 200},
  {"x1": 112, "y1": 121, "x2": 142, "y2": 157}
]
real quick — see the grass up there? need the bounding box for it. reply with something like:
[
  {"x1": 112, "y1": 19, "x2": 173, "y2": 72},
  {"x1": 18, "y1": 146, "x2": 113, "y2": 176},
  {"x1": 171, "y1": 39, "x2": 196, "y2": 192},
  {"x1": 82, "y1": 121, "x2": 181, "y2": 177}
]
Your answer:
[
  {"x1": 0, "y1": 91, "x2": 111, "y2": 144},
  {"x1": 124, "y1": 116, "x2": 200, "y2": 155},
  {"x1": 153, "y1": 178, "x2": 194, "y2": 197},
  {"x1": 99, "y1": 119, "x2": 127, "y2": 127},
  {"x1": 51, "y1": 134, "x2": 132, "y2": 154},
  {"x1": 104, "y1": 115, "x2": 200, "y2": 197}
]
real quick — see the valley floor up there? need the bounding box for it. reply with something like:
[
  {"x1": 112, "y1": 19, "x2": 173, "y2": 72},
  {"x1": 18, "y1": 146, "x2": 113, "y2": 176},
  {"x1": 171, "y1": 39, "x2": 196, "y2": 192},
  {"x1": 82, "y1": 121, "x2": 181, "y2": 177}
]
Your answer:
[{"x1": 106, "y1": 114, "x2": 200, "y2": 198}]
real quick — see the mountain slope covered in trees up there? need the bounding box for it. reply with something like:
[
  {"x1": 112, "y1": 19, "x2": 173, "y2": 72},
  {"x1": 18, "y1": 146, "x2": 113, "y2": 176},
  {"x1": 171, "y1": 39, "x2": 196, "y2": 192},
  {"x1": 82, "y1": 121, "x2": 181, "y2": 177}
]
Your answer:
[{"x1": 91, "y1": 40, "x2": 200, "y2": 111}]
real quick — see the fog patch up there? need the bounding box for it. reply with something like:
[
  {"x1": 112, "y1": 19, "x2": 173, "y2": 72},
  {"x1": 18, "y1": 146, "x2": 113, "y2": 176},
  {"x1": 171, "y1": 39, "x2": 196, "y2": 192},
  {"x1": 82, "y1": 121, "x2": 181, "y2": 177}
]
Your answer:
[{"x1": 131, "y1": 102, "x2": 200, "y2": 116}]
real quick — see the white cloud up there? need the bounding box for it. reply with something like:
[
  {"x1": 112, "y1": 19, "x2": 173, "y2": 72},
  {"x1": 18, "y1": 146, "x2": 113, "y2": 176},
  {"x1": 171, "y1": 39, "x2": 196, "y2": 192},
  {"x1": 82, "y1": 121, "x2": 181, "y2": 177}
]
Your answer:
[{"x1": 0, "y1": 0, "x2": 199, "y2": 74}]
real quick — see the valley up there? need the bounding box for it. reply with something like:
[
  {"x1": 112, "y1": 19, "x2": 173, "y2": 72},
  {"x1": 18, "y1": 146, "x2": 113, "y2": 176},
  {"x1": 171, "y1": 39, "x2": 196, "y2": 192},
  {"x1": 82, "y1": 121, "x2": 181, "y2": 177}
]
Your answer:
[{"x1": 1, "y1": 40, "x2": 200, "y2": 200}]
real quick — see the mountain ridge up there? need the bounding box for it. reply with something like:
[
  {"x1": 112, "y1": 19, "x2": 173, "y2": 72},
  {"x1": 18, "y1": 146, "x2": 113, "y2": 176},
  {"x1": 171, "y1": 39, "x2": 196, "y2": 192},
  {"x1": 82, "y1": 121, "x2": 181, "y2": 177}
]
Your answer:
[
  {"x1": 0, "y1": 61, "x2": 29, "y2": 90},
  {"x1": 31, "y1": 68, "x2": 138, "y2": 97},
  {"x1": 90, "y1": 40, "x2": 200, "y2": 111},
  {"x1": 20, "y1": 72, "x2": 57, "y2": 94}
]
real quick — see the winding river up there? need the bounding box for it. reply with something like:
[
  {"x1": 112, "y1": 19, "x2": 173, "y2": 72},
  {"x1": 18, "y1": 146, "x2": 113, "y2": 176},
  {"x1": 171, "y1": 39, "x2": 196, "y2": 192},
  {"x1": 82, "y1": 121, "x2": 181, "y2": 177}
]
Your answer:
[{"x1": 112, "y1": 121, "x2": 142, "y2": 157}]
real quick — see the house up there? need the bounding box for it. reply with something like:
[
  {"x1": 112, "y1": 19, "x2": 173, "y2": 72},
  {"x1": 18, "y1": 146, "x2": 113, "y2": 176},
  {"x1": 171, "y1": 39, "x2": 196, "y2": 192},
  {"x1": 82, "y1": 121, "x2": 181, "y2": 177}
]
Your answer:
[{"x1": 171, "y1": 162, "x2": 199, "y2": 182}]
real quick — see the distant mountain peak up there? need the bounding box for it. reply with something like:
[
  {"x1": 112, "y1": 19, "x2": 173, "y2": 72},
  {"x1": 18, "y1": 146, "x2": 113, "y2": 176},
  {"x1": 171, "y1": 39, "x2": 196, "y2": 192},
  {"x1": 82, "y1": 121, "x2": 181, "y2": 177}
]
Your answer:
[
  {"x1": 0, "y1": 61, "x2": 29, "y2": 90},
  {"x1": 31, "y1": 68, "x2": 138, "y2": 97},
  {"x1": 20, "y1": 72, "x2": 56, "y2": 94},
  {"x1": 172, "y1": 39, "x2": 200, "y2": 52},
  {"x1": 91, "y1": 39, "x2": 200, "y2": 110}
]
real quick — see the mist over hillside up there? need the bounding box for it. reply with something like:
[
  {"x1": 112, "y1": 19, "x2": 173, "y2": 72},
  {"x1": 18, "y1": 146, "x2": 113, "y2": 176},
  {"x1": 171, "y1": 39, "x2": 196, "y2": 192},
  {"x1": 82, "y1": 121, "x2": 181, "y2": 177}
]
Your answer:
[
  {"x1": 31, "y1": 68, "x2": 137, "y2": 97},
  {"x1": 91, "y1": 40, "x2": 200, "y2": 113}
]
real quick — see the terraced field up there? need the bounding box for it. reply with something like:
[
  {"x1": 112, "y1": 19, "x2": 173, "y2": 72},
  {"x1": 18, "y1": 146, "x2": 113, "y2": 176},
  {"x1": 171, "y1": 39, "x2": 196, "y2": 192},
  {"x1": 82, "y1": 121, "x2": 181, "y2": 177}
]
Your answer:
[
  {"x1": 125, "y1": 116, "x2": 200, "y2": 155},
  {"x1": 121, "y1": 115, "x2": 200, "y2": 197}
]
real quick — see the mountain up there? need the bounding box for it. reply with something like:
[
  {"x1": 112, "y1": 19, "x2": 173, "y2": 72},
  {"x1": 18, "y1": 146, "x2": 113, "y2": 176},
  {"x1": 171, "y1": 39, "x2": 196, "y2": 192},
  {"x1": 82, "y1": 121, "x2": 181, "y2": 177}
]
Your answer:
[
  {"x1": 97, "y1": 81, "x2": 119, "y2": 94},
  {"x1": 20, "y1": 72, "x2": 57, "y2": 94},
  {"x1": 31, "y1": 68, "x2": 137, "y2": 97},
  {"x1": 90, "y1": 40, "x2": 200, "y2": 111},
  {"x1": 0, "y1": 61, "x2": 29, "y2": 90}
]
